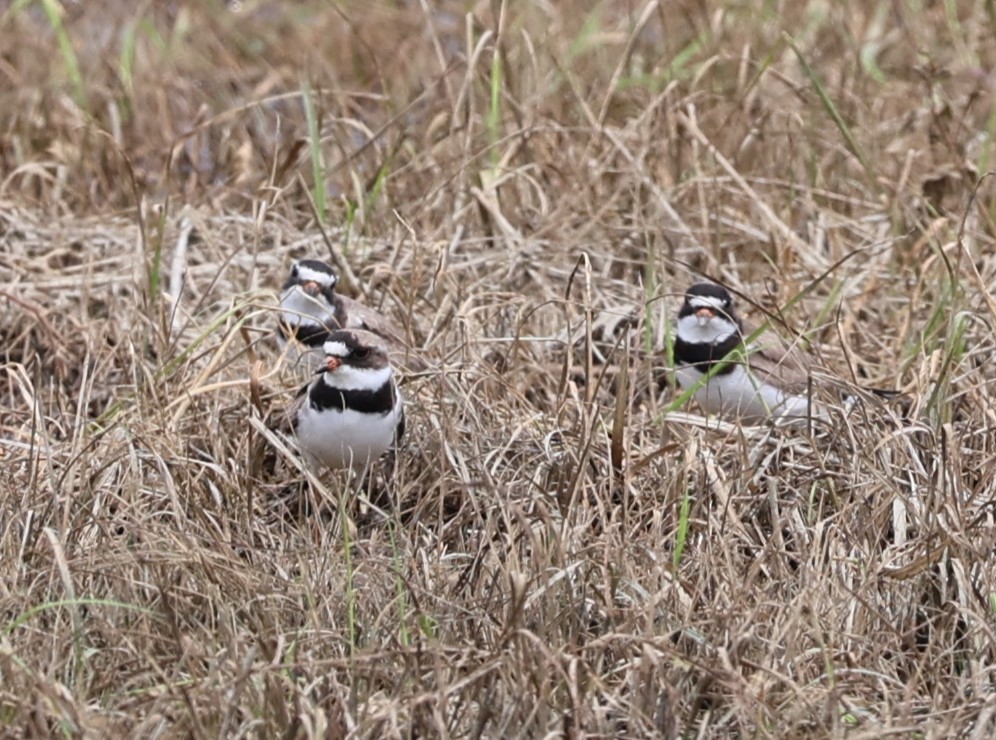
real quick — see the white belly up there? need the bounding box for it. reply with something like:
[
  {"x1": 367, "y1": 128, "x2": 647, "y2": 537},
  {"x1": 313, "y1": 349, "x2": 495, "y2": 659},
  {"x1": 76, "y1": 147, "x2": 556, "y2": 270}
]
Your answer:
[
  {"x1": 675, "y1": 365, "x2": 813, "y2": 423},
  {"x1": 295, "y1": 401, "x2": 402, "y2": 470}
]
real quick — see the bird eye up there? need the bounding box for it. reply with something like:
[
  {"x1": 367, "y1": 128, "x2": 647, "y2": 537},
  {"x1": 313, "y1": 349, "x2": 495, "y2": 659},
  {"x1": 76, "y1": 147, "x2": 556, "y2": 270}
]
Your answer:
[{"x1": 352, "y1": 347, "x2": 370, "y2": 360}]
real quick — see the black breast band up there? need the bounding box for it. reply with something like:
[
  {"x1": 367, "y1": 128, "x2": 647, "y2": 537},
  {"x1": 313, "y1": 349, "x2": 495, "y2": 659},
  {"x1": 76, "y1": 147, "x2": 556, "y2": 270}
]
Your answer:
[
  {"x1": 673, "y1": 332, "x2": 744, "y2": 375},
  {"x1": 309, "y1": 378, "x2": 397, "y2": 415}
]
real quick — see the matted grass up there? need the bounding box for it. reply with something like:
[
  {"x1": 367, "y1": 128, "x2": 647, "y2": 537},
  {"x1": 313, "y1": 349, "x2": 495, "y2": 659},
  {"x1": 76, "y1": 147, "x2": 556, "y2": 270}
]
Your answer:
[{"x1": 1, "y1": 0, "x2": 995, "y2": 736}]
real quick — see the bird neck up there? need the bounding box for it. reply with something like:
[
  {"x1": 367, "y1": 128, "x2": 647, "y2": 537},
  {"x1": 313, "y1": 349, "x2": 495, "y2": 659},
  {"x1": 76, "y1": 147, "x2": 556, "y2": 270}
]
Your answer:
[{"x1": 309, "y1": 372, "x2": 397, "y2": 414}]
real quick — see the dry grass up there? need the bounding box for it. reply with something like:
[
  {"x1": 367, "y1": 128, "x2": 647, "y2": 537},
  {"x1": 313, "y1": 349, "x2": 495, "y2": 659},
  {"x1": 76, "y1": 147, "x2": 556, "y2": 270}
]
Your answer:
[{"x1": 2, "y1": 0, "x2": 996, "y2": 736}]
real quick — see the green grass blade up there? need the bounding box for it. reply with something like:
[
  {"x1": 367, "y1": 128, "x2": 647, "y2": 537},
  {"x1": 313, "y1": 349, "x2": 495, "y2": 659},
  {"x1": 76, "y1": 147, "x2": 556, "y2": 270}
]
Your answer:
[
  {"x1": 39, "y1": 0, "x2": 88, "y2": 108},
  {"x1": 786, "y1": 33, "x2": 876, "y2": 188},
  {"x1": 302, "y1": 81, "x2": 326, "y2": 223}
]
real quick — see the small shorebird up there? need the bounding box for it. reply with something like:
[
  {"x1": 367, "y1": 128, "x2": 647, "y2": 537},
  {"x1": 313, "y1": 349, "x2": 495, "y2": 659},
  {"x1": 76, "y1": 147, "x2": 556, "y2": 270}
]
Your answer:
[
  {"x1": 287, "y1": 329, "x2": 405, "y2": 471},
  {"x1": 277, "y1": 258, "x2": 407, "y2": 366}
]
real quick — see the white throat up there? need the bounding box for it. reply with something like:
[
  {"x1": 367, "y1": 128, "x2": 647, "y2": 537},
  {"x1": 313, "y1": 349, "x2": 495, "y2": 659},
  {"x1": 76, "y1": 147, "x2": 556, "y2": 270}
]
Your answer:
[
  {"x1": 280, "y1": 286, "x2": 332, "y2": 326},
  {"x1": 677, "y1": 314, "x2": 738, "y2": 345},
  {"x1": 324, "y1": 363, "x2": 392, "y2": 392}
]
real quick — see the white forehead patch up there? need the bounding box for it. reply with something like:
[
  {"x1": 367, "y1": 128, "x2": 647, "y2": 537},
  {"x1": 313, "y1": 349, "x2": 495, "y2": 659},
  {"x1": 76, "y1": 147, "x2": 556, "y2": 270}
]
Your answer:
[
  {"x1": 688, "y1": 295, "x2": 727, "y2": 311},
  {"x1": 295, "y1": 264, "x2": 336, "y2": 286},
  {"x1": 323, "y1": 340, "x2": 350, "y2": 357}
]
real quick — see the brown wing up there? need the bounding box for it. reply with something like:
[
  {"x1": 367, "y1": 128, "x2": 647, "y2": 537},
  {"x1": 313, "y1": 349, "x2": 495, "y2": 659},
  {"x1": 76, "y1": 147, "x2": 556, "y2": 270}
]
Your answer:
[
  {"x1": 739, "y1": 317, "x2": 816, "y2": 395},
  {"x1": 332, "y1": 295, "x2": 407, "y2": 349},
  {"x1": 333, "y1": 294, "x2": 428, "y2": 374}
]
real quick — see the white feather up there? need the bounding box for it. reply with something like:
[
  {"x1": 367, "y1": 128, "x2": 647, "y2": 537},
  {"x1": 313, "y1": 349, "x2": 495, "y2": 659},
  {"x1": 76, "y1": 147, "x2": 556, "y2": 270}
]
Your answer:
[
  {"x1": 295, "y1": 396, "x2": 402, "y2": 471},
  {"x1": 323, "y1": 340, "x2": 349, "y2": 357},
  {"x1": 687, "y1": 295, "x2": 727, "y2": 311},
  {"x1": 279, "y1": 286, "x2": 332, "y2": 328},
  {"x1": 676, "y1": 314, "x2": 736, "y2": 345},
  {"x1": 324, "y1": 364, "x2": 392, "y2": 392},
  {"x1": 294, "y1": 264, "x2": 336, "y2": 286},
  {"x1": 675, "y1": 363, "x2": 816, "y2": 423}
]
